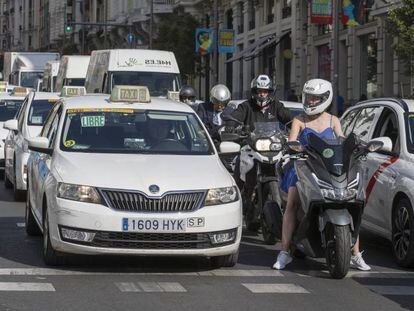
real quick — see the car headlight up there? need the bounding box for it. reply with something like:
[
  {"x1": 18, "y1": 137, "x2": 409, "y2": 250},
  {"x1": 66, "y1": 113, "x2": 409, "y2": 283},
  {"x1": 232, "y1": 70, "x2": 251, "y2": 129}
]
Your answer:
[
  {"x1": 204, "y1": 186, "x2": 238, "y2": 206},
  {"x1": 255, "y1": 139, "x2": 271, "y2": 151},
  {"x1": 57, "y1": 183, "x2": 102, "y2": 204}
]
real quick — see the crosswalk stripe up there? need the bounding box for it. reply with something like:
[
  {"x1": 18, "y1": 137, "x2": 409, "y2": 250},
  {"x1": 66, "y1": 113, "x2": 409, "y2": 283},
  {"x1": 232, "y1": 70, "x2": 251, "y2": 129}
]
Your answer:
[
  {"x1": 367, "y1": 286, "x2": 414, "y2": 296},
  {"x1": 158, "y1": 282, "x2": 187, "y2": 292},
  {"x1": 242, "y1": 283, "x2": 310, "y2": 294},
  {"x1": 115, "y1": 282, "x2": 141, "y2": 292},
  {"x1": 0, "y1": 282, "x2": 55, "y2": 291}
]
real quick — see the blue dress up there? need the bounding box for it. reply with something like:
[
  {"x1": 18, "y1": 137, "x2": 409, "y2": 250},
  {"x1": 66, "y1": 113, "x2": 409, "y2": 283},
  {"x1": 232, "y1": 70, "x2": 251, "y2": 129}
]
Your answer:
[{"x1": 281, "y1": 120, "x2": 336, "y2": 193}]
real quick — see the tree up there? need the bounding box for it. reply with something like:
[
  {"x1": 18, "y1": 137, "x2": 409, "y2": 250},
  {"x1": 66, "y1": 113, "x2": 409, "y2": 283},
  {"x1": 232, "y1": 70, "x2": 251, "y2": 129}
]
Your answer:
[
  {"x1": 386, "y1": 0, "x2": 414, "y2": 79},
  {"x1": 154, "y1": 10, "x2": 200, "y2": 82}
]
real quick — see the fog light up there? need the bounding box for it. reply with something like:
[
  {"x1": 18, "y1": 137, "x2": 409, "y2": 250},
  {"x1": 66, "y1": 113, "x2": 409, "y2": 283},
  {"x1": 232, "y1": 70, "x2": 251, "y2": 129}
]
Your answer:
[
  {"x1": 61, "y1": 227, "x2": 95, "y2": 242},
  {"x1": 209, "y1": 230, "x2": 236, "y2": 245}
]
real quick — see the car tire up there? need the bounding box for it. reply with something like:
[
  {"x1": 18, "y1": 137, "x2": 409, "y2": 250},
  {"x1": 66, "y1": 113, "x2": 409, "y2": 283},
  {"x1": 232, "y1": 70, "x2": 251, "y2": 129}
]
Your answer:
[
  {"x1": 211, "y1": 251, "x2": 239, "y2": 268},
  {"x1": 25, "y1": 186, "x2": 41, "y2": 236},
  {"x1": 4, "y1": 170, "x2": 12, "y2": 189},
  {"x1": 392, "y1": 198, "x2": 414, "y2": 267},
  {"x1": 43, "y1": 206, "x2": 66, "y2": 266},
  {"x1": 13, "y1": 164, "x2": 26, "y2": 202}
]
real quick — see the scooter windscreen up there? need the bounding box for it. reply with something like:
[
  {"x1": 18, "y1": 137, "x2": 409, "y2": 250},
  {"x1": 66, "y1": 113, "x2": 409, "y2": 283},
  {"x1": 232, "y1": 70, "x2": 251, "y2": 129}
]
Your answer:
[
  {"x1": 307, "y1": 133, "x2": 358, "y2": 176},
  {"x1": 251, "y1": 122, "x2": 286, "y2": 152}
]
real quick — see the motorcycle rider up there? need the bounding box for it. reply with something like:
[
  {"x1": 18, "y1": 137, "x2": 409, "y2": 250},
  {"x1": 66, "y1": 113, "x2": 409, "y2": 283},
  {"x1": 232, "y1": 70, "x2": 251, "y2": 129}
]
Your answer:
[
  {"x1": 273, "y1": 78, "x2": 370, "y2": 271},
  {"x1": 179, "y1": 85, "x2": 207, "y2": 122},
  {"x1": 224, "y1": 74, "x2": 292, "y2": 223}
]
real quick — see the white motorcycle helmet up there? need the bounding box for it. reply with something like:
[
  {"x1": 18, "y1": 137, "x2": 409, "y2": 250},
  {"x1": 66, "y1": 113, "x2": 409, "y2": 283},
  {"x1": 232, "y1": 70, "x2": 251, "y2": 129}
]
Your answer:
[
  {"x1": 302, "y1": 78, "x2": 333, "y2": 115},
  {"x1": 251, "y1": 74, "x2": 274, "y2": 108},
  {"x1": 210, "y1": 84, "x2": 231, "y2": 111}
]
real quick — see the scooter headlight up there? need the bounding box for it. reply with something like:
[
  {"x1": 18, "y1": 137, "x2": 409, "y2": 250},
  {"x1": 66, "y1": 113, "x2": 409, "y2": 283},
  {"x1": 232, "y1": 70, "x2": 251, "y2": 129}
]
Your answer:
[
  {"x1": 312, "y1": 173, "x2": 359, "y2": 201},
  {"x1": 255, "y1": 139, "x2": 272, "y2": 151}
]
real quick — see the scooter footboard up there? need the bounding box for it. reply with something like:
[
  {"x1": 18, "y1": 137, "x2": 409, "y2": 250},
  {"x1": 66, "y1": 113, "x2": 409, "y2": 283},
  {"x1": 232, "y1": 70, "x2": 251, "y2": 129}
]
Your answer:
[{"x1": 319, "y1": 209, "x2": 354, "y2": 232}]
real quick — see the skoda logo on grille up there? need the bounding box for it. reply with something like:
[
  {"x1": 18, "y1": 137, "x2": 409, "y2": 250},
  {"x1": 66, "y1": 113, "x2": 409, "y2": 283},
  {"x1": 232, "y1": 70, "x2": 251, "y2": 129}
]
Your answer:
[{"x1": 149, "y1": 184, "x2": 160, "y2": 194}]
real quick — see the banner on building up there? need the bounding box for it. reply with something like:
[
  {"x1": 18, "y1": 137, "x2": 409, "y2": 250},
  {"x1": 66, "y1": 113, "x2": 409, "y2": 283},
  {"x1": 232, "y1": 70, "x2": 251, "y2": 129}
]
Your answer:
[
  {"x1": 341, "y1": 0, "x2": 365, "y2": 25},
  {"x1": 196, "y1": 28, "x2": 214, "y2": 55},
  {"x1": 218, "y1": 29, "x2": 235, "y2": 54},
  {"x1": 310, "y1": 0, "x2": 333, "y2": 24}
]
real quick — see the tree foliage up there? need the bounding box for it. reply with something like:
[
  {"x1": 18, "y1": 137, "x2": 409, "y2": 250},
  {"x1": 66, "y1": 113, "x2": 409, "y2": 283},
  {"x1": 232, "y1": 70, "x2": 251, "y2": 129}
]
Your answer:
[
  {"x1": 386, "y1": 0, "x2": 414, "y2": 77},
  {"x1": 154, "y1": 10, "x2": 200, "y2": 81}
]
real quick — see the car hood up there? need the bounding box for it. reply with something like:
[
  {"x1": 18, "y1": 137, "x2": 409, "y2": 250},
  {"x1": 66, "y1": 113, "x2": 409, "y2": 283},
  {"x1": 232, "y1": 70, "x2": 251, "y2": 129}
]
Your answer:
[{"x1": 53, "y1": 152, "x2": 233, "y2": 196}]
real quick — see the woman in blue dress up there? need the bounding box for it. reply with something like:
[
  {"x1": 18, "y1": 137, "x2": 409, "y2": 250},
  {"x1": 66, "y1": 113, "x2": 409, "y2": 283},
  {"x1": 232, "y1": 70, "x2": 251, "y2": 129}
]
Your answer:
[{"x1": 273, "y1": 79, "x2": 371, "y2": 271}]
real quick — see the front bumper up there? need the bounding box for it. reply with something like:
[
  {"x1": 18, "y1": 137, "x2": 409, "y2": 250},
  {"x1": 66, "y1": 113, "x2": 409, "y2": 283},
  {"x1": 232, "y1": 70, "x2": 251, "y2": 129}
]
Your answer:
[{"x1": 49, "y1": 198, "x2": 243, "y2": 256}]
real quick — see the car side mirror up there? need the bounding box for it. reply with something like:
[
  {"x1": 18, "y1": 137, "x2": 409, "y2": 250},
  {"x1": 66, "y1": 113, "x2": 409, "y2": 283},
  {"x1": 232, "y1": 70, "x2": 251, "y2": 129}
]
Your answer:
[
  {"x1": 219, "y1": 142, "x2": 240, "y2": 154},
  {"x1": 367, "y1": 137, "x2": 391, "y2": 153},
  {"x1": 27, "y1": 137, "x2": 53, "y2": 155},
  {"x1": 3, "y1": 119, "x2": 18, "y2": 131}
]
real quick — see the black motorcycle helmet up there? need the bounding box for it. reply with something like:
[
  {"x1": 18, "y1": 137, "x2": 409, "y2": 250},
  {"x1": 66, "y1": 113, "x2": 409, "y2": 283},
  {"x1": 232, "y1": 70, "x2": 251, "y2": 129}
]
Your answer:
[{"x1": 179, "y1": 85, "x2": 196, "y2": 104}]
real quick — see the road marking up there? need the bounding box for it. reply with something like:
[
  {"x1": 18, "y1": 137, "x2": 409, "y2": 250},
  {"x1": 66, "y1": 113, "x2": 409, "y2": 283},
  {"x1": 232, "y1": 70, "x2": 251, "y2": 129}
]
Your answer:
[
  {"x1": 116, "y1": 282, "x2": 187, "y2": 293},
  {"x1": 198, "y1": 270, "x2": 283, "y2": 277},
  {"x1": 242, "y1": 283, "x2": 310, "y2": 294},
  {"x1": 367, "y1": 286, "x2": 414, "y2": 296},
  {"x1": 16, "y1": 223, "x2": 25, "y2": 228},
  {"x1": 0, "y1": 282, "x2": 55, "y2": 292}
]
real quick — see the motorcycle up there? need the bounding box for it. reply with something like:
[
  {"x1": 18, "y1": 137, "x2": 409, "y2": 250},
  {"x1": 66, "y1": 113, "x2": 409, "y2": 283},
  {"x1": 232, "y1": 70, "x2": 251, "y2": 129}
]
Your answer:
[
  {"x1": 278, "y1": 133, "x2": 383, "y2": 278},
  {"x1": 221, "y1": 121, "x2": 286, "y2": 245}
]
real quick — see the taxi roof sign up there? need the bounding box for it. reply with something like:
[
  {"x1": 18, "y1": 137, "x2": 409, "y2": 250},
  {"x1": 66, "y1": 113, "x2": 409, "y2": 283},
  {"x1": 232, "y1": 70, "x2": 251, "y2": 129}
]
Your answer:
[
  {"x1": 61, "y1": 86, "x2": 86, "y2": 97},
  {"x1": 11, "y1": 87, "x2": 29, "y2": 96},
  {"x1": 110, "y1": 85, "x2": 151, "y2": 103},
  {"x1": 167, "y1": 91, "x2": 180, "y2": 102}
]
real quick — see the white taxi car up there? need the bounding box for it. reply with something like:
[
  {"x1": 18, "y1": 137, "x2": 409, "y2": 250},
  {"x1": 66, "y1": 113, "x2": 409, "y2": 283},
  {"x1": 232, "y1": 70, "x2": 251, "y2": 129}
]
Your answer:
[
  {"x1": 3, "y1": 91, "x2": 60, "y2": 200},
  {"x1": 341, "y1": 98, "x2": 414, "y2": 267},
  {"x1": 0, "y1": 88, "x2": 28, "y2": 173},
  {"x1": 25, "y1": 86, "x2": 242, "y2": 267}
]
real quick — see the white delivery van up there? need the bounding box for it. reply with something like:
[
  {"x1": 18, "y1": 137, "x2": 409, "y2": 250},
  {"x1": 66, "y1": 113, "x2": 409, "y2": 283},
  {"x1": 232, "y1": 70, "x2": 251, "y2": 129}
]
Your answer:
[
  {"x1": 3, "y1": 52, "x2": 60, "y2": 88},
  {"x1": 55, "y1": 55, "x2": 90, "y2": 92},
  {"x1": 85, "y1": 49, "x2": 181, "y2": 97},
  {"x1": 42, "y1": 60, "x2": 60, "y2": 92}
]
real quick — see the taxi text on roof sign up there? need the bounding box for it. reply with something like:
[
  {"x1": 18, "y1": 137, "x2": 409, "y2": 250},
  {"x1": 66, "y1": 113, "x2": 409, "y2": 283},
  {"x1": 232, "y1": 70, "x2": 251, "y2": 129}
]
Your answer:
[
  {"x1": 61, "y1": 86, "x2": 86, "y2": 97},
  {"x1": 11, "y1": 87, "x2": 29, "y2": 96},
  {"x1": 111, "y1": 85, "x2": 151, "y2": 103},
  {"x1": 167, "y1": 91, "x2": 180, "y2": 102}
]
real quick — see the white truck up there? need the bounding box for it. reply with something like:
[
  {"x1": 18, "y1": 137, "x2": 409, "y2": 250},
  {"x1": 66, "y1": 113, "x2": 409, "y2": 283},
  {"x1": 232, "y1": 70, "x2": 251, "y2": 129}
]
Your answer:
[
  {"x1": 42, "y1": 60, "x2": 60, "y2": 92},
  {"x1": 55, "y1": 55, "x2": 90, "y2": 92},
  {"x1": 85, "y1": 49, "x2": 181, "y2": 97},
  {"x1": 3, "y1": 52, "x2": 60, "y2": 88}
]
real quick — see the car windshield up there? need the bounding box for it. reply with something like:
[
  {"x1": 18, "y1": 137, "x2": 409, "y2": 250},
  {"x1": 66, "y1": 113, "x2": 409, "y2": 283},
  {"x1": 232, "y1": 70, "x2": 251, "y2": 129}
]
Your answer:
[
  {"x1": 27, "y1": 99, "x2": 58, "y2": 125},
  {"x1": 65, "y1": 78, "x2": 85, "y2": 87},
  {"x1": 0, "y1": 99, "x2": 24, "y2": 121},
  {"x1": 60, "y1": 109, "x2": 214, "y2": 155},
  {"x1": 21, "y1": 72, "x2": 43, "y2": 88},
  {"x1": 110, "y1": 72, "x2": 181, "y2": 97}
]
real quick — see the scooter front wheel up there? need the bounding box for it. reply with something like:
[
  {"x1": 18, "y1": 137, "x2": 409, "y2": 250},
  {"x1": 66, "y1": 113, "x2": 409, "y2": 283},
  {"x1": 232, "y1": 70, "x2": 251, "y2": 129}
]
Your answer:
[{"x1": 325, "y1": 223, "x2": 351, "y2": 279}]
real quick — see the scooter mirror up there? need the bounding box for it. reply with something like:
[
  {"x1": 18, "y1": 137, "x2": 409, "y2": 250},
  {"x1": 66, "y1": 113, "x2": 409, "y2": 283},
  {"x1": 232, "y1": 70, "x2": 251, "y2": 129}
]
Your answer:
[
  {"x1": 287, "y1": 141, "x2": 305, "y2": 153},
  {"x1": 220, "y1": 131, "x2": 240, "y2": 142}
]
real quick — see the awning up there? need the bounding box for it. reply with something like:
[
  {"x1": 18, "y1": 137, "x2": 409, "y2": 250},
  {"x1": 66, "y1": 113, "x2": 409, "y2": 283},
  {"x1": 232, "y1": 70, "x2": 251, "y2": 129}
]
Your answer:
[
  {"x1": 225, "y1": 34, "x2": 275, "y2": 63},
  {"x1": 226, "y1": 31, "x2": 291, "y2": 63}
]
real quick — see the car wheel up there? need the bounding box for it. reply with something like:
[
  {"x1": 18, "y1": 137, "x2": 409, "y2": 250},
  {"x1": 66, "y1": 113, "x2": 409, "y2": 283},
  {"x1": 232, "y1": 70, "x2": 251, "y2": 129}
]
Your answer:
[
  {"x1": 211, "y1": 250, "x2": 239, "y2": 268},
  {"x1": 43, "y1": 206, "x2": 65, "y2": 266},
  {"x1": 25, "y1": 186, "x2": 41, "y2": 236},
  {"x1": 392, "y1": 198, "x2": 414, "y2": 267},
  {"x1": 4, "y1": 169, "x2": 12, "y2": 189},
  {"x1": 13, "y1": 164, "x2": 26, "y2": 201}
]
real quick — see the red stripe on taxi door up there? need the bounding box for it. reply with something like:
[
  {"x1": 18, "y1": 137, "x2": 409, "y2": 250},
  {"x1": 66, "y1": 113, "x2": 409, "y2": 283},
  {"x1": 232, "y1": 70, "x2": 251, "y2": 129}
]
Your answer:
[{"x1": 365, "y1": 155, "x2": 398, "y2": 202}]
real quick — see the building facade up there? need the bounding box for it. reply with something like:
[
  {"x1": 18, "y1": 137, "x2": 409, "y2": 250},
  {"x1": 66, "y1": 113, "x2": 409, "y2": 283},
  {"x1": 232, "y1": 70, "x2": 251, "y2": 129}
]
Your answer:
[{"x1": 180, "y1": 0, "x2": 412, "y2": 104}]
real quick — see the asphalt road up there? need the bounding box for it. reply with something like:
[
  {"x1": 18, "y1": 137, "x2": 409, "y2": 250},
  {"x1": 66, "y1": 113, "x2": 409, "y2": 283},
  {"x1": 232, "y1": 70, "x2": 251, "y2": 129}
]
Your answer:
[{"x1": 0, "y1": 183, "x2": 413, "y2": 311}]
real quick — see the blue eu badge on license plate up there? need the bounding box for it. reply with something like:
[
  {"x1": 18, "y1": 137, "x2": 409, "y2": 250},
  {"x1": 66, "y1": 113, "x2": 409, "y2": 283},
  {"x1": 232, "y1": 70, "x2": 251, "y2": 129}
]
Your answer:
[{"x1": 122, "y1": 218, "x2": 129, "y2": 231}]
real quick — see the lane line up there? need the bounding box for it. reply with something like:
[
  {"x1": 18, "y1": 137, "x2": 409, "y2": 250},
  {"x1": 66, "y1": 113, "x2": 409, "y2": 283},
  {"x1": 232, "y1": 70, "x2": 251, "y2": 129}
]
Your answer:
[
  {"x1": 0, "y1": 282, "x2": 55, "y2": 292},
  {"x1": 158, "y1": 282, "x2": 187, "y2": 292},
  {"x1": 115, "y1": 282, "x2": 141, "y2": 292},
  {"x1": 367, "y1": 286, "x2": 414, "y2": 296},
  {"x1": 242, "y1": 283, "x2": 310, "y2": 294}
]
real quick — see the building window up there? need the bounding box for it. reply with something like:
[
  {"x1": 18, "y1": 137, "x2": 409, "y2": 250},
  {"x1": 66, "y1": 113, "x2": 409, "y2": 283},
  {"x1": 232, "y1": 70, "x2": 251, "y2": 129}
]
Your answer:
[
  {"x1": 318, "y1": 24, "x2": 332, "y2": 35},
  {"x1": 267, "y1": 0, "x2": 274, "y2": 24},
  {"x1": 226, "y1": 9, "x2": 233, "y2": 29},
  {"x1": 248, "y1": 0, "x2": 255, "y2": 31},
  {"x1": 318, "y1": 44, "x2": 331, "y2": 81},
  {"x1": 28, "y1": 35, "x2": 32, "y2": 47},
  {"x1": 282, "y1": 0, "x2": 292, "y2": 19},
  {"x1": 237, "y1": 2, "x2": 244, "y2": 34},
  {"x1": 360, "y1": 33, "x2": 377, "y2": 99},
  {"x1": 365, "y1": 0, "x2": 375, "y2": 23}
]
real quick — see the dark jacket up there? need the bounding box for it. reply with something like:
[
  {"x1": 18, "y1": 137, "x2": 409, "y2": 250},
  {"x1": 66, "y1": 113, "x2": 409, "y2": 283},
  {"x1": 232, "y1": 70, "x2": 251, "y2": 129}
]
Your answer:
[
  {"x1": 225, "y1": 98, "x2": 293, "y2": 130},
  {"x1": 202, "y1": 101, "x2": 236, "y2": 141}
]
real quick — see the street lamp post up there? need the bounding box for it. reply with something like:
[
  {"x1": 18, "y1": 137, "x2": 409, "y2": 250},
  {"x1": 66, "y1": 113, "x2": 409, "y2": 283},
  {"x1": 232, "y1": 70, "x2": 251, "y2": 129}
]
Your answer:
[
  {"x1": 332, "y1": 0, "x2": 340, "y2": 116},
  {"x1": 149, "y1": 0, "x2": 153, "y2": 49},
  {"x1": 212, "y1": 0, "x2": 218, "y2": 86}
]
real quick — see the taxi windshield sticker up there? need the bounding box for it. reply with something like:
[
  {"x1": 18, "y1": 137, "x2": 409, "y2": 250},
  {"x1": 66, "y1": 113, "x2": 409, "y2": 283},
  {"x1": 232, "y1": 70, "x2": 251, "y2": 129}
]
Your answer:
[
  {"x1": 81, "y1": 115, "x2": 105, "y2": 127},
  {"x1": 322, "y1": 148, "x2": 334, "y2": 159},
  {"x1": 64, "y1": 140, "x2": 76, "y2": 147},
  {"x1": 67, "y1": 108, "x2": 135, "y2": 114}
]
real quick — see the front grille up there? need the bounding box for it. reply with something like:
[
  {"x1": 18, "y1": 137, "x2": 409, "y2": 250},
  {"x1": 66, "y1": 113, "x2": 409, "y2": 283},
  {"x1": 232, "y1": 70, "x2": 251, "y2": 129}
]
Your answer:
[{"x1": 100, "y1": 189, "x2": 206, "y2": 213}]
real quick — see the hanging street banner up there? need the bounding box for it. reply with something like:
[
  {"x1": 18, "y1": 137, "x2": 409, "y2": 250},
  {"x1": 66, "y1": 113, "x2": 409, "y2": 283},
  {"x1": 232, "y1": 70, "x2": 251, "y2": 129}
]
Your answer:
[
  {"x1": 196, "y1": 28, "x2": 214, "y2": 55},
  {"x1": 218, "y1": 29, "x2": 235, "y2": 54},
  {"x1": 341, "y1": 0, "x2": 365, "y2": 25},
  {"x1": 310, "y1": 0, "x2": 333, "y2": 24}
]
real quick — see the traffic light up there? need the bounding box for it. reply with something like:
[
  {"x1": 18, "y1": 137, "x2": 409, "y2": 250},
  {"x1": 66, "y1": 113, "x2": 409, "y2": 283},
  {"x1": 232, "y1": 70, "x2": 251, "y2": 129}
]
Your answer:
[
  {"x1": 65, "y1": 24, "x2": 73, "y2": 32},
  {"x1": 65, "y1": 13, "x2": 73, "y2": 32}
]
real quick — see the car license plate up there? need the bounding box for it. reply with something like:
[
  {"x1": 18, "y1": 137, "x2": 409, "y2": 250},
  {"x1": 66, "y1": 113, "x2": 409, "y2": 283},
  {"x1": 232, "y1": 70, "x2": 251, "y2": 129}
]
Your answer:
[{"x1": 122, "y1": 217, "x2": 205, "y2": 232}]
